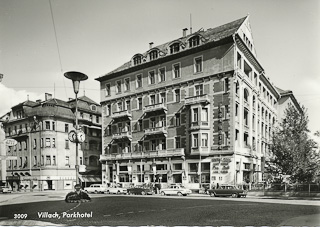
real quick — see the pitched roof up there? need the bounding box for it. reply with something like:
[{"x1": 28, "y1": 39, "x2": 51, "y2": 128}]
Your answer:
[{"x1": 96, "y1": 16, "x2": 247, "y2": 79}]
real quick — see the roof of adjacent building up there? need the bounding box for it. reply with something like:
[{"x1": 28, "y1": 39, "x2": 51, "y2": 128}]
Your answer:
[
  {"x1": 276, "y1": 86, "x2": 302, "y2": 113},
  {"x1": 96, "y1": 16, "x2": 248, "y2": 81}
]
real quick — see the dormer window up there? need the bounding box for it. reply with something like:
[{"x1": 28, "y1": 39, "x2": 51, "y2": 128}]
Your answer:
[
  {"x1": 189, "y1": 36, "x2": 200, "y2": 48},
  {"x1": 133, "y1": 55, "x2": 142, "y2": 66},
  {"x1": 90, "y1": 105, "x2": 97, "y2": 112},
  {"x1": 149, "y1": 50, "x2": 158, "y2": 60},
  {"x1": 170, "y1": 43, "x2": 180, "y2": 54}
]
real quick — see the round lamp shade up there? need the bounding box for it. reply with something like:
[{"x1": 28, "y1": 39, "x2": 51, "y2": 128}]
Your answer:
[{"x1": 64, "y1": 71, "x2": 88, "y2": 94}]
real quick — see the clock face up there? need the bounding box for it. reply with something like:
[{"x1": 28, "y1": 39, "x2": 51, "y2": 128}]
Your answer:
[
  {"x1": 77, "y1": 130, "x2": 85, "y2": 143},
  {"x1": 68, "y1": 130, "x2": 77, "y2": 142}
]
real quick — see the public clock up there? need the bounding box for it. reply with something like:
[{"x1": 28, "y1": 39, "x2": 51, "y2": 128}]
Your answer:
[
  {"x1": 77, "y1": 130, "x2": 85, "y2": 143},
  {"x1": 68, "y1": 130, "x2": 77, "y2": 143}
]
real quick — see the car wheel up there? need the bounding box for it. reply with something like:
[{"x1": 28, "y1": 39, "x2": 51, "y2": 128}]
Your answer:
[
  {"x1": 94, "y1": 190, "x2": 98, "y2": 194},
  {"x1": 161, "y1": 191, "x2": 165, "y2": 196},
  {"x1": 231, "y1": 193, "x2": 238, "y2": 198},
  {"x1": 141, "y1": 191, "x2": 146, "y2": 195},
  {"x1": 117, "y1": 190, "x2": 121, "y2": 194},
  {"x1": 177, "y1": 192, "x2": 183, "y2": 196},
  {"x1": 106, "y1": 190, "x2": 110, "y2": 194},
  {"x1": 210, "y1": 192, "x2": 216, "y2": 197}
]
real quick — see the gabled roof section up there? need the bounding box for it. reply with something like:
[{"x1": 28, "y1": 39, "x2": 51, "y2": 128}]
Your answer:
[
  {"x1": 12, "y1": 100, "x2": 38, "y2": 110},
  {"x1": 276, "y1": 86, "x2": 302, "y2": 114},
  {"x1": 96, "y1": 16, "x2": 248, "y2": 81}
]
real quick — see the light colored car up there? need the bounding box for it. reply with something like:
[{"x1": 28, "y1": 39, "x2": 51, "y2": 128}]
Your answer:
[
  {"x1": 105, "y1": 186, "x2": 127, "y2": 194},
  {"x1": 0, "y1": 186, "x2": 12, "y2": 193},
  {"x1": 160, "y1": 184, "x2": 192, "y2": 196},
  {"x1": 84, "y1": 184, "x2": 107, "y2": 194},
  {"x1": 207, "y1": 185, "x2": 247, "y2": 198}
]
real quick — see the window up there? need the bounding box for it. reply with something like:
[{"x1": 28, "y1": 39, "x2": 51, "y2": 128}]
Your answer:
[
  {"x1": 160, "y1": 92, "x2": 166, "y2": 104},
  {"x1": 106, "y1": 104, "x2": 111, "y2": 116},
  {"x1": 116, "y1": 80, "x2": 122, "y2": 93},
  {"x1": 52, "y1": 122, "x2": 55, "y2": 131},
  {"x1": 150, "y1": 95, "x2": 156, "y2": 105},
  {"x1": 193, "y1": 108, "x2": 198, "y2": 122},
  {"x1": 136, "y1": 74, "x2": 142, "y2": 88},
  {"x1": 224, "y1": 78, "x2": 229, "y2": 92},
  {"x1": 202, "y1": 133, "x2": 208, "y2": 147},
  {"x1": 53, "y1": 156, "x2": 56, "y2": 165},
  {"x1": 170, "y1": 43, "x2": 180, "y2": 54},
  {"x1": 65, "y1": 140, "x2": 69, "y2": 149},
  {"x1": 189, "y1": 36, "x2": 200, "y2": 47},
  {"x1": 149, "y1": 50, "x2": 158, "y2": 60},
  {"x1": 195, "y1": 84, "x2": 203, "y2": 96},
  {"x1": 194, "y1": 56, "x2": 203, "y2": 73},
  {"x1": 244, "y1": 133, "x2": 249, "y2": 146},
  {"x1": 244, "y1": 109, "x2": 249, "y2": 126},
  {"x1": 52, "y1": 138, "x2": 56, "y2": 148},
  {"x1": 175, "y1": 114, "x2": 181, "y2": 126},
  {"x1": 19, "y1": 157, "x2": 22, "y2": 167},
  {"x1": 138, "y1": 120, "x2": 142, "y2": 131},
  {"x1": 193, "y1": 134, "x2": 199, "y2": 147},
  {"x1": 40, "y1": 138, "x2": 43, "y2": 148},
  {"x1": 33, "y1": 156, "x2": 37, "y2": 166},
  {"x1": 150, "y1": 117, "x2": 156, "y2": 128},
  {"x1": 33, "y1": 139, "x2": 37, "y2": 149},
  {"x1": 236, "y1": 81, "x2": 239, "y2": 95},
  {"x1": 45, "y1": 121, "x2": 50, "y2": 130},
  {"x1": 124, "y1": 78, "x2": 130, "y2": 91},
  {"x1": 201, "y1": 108, "x2": 208, "y2": 122},
  {"x1": 45, "y1": 138, "x2": 50, "y2": 147},
  {"x1": 105, "y1": 83, "x2": 111, "y2": 96},
  {"x1": 65, "y1": 156, "x2": 70, "y2": 166},
  {"x1": 160, "y1": 115, "x2": 166, "y2": 127},
  {"x1": 117, "y1": 101, "x2": 123, "y2": 111},
  {"x1": 46, "y1": 155, "x2": 51, "y2": 165},
  {"x1": 175, "y1": 137, "x2": 181, "y2": 148},
  {"x1": 237, "y1": 53, "x2": 242, "y2": 69},
  {"x1": 24, "y1": 140, "x2": 27, "y2": 150},
  {"x1": 65, "y1": 124, "x2": 69, "y2": 133},
  {"x1": 96, "y1": 115, "x2": 99, "y2": 123},
  {"x1": 125, "y1": 100, "x2": 131, "y2": 110},
  {"x1": 148, "y1": 71, "x2": 155, "y2": 84},
  {"x1": 80, "y1": 157, "x2": 83, "y2": 165},
  {"x1": 244, "y1": 89, "x2": 249, "y2": 102},
  {"x1": 133, "y1": 55, "x2": 142, "y2": 65},
  {"x1": 173, "y1": 63, "x2": 180, "y2": 78},
  {"x1": 175, "y1": 89, "x2": 180, "y2": 102},
  {"x1": 159, "y1": 67, "x2": 166, "y2": 82},
  {"x1": 138, "y1": 98, "x2": 142, "y2": 110}
]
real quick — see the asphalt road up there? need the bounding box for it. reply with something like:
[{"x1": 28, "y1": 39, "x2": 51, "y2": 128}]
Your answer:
[{"x1": 0, "y1": 194, "x2": 319, "y2": 226}]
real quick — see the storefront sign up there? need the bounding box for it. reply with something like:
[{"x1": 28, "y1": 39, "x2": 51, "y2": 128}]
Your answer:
[
  {"x1": 4, "y1": 139, "x2": 18, "y2": 147},
  {"x1": 220, "y1": 170, "x2": 228, "y2": 174}
]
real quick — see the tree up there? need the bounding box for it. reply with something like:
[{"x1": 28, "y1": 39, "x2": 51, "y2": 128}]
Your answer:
[{"x1": 269, "y1": 104, "x2": 320, "y2": 183}]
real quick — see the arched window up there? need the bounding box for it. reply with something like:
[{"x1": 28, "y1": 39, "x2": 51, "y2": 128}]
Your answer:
[
  {"x1": 149, "y1": 50, "x2": 158, "y2": 61},
  {"x1": 244, "y1": 89, "x2": 249, "y2": 102},
  {"x1": 189, "y1": 36, "x2": 200, "y2": 48},
  {"x1": 133, "y1": 55, "x2": 142, "y2": 65},
  {"x1": 170, "y1": 43, "x2": 180, "y2": 54}
]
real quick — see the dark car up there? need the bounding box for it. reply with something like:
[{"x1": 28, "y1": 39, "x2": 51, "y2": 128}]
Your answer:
[
  {"x1": 207, "y1": 185, "x2": 247, "y2": 198},
  {"x1": 127, "y1": 186, "x2": 154, "y2": 195}
]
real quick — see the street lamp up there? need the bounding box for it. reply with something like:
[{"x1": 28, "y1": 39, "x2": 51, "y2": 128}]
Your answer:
[{"x1": 64, "y1": 71, "x2": 88, "y2": 185}]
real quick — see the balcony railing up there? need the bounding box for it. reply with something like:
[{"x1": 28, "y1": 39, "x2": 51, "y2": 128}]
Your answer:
[
  {"x1": 144, "y1": 127, "x2": 167, "y2": 136},
  {"x1": 112, "y1": 110, "x2": 132, "y2": 119},
  {"x1": 112, "y1": 131, "x2": 132, "y2": 141},
  {"x1": 185, "y1": 94, "x2": 210, "y2": 105},
  {"x1": 143, "y1": 103, "x2": 167, "y2": 113},
  {"x1": 100, "y1": 148, "x2": 185, "y2": 161},
  {"x1": 190, "y1": 121, "x2": 209, "y2": 130}
]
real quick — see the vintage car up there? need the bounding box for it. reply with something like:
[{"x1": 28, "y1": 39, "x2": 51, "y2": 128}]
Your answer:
[
  {"x1": 160, "y1": 184, "x2": 192, "y2": 196},
  {"x1": 105, "y1": 184, "x2": 128, "y2": 194},
  {"x1": 127, "y1": 186, "x2": 154, "y2": 195},
  {"x1": 84, "y1": 184, "x2": 107, "y2": 194},
  {"x1": 207, "y1": 185, "x2": 247, "y2": 198},
  {"x1": 0, "y1": 186, "x2": 12, "y2": 193}
]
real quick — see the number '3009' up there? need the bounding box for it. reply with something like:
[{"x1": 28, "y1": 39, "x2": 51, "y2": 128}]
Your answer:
[{"x1": 14, "y1": 214, "x2": 27, "y2": 219}]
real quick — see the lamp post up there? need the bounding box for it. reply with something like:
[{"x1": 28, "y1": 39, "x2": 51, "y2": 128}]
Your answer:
[{"x1": 64, "y1": 71, "x2": 88, "y2": 185}]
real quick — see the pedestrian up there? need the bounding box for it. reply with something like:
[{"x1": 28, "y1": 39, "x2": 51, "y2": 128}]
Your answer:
[{"x1": 216, "y1": 183, "x2": 219, "y2": 189}]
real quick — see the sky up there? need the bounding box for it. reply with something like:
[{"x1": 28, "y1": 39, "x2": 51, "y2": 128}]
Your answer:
[{"x1": 0, "y1": 0, "x2": 319, "y2": 137}]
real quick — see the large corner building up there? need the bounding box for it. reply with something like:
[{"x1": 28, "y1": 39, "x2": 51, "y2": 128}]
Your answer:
[{"x1": 96, "y1": 16, "x2": 281, "y2": 190}]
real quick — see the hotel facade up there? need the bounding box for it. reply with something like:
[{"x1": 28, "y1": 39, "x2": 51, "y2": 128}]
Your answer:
[{"x1": 96, "y1": 16, "x2": 280, "y2": 190}]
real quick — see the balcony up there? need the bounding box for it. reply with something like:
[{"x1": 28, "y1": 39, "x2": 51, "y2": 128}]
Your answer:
[
  {"x1": 112, "y1": 131, "x2": 132, "y2": 141},
  {"x1": 185, "y1": 94, "x2": 210, "y2": 105},
  {"x1": 144, "y1": 127, "x2": 167, "y2": 138},
  {"x1": 112, "y1": 110, "x2": 132, "y2": 120},
  {"x1": 100, "y1": 148, "x2": 185, "y2": 161},
  {"x1": 190, "y1": 147, "x2": 212, "y2": 156},
  {"x1": 143, "y1": 103, "x2": 167, "y2": 115}
]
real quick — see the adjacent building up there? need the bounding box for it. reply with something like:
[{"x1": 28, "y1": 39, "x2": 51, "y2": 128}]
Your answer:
[
  {"x1": 1, "y1": 94, "x2": 102, "y2": 191},
  {"x1": 96, "y1": 16, "x2": 281, "y2": 190}
]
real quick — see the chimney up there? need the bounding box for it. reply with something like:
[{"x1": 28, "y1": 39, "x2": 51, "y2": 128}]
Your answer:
[
  {"x1": 36, "y1": 99, "x2": 42, "y2": 103},
  {"x1": 183, "y1": 28, "x2": 188, "y2": 37},
  {"x1": 45, "y1": 93, "x2": 53, "y2": 101},
  {"x1": 149, "y1": 42, "x2": 154, "y2": 49}
]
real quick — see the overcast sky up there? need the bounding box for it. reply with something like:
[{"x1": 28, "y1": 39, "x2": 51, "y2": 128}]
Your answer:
[{"x1": 0, "y1": 0, "x2": 319, "y2": 135}]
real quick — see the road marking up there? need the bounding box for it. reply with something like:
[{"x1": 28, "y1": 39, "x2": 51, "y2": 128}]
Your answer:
[
  {"x1": 104, "y1": 214, "x2": 111, "y2": 217},
  {"x1": 138, "y1": 211, "x2": 145, "y2": 213},
  {"x1": 116, "y1": 213, "x2": 124, "y2": 216},
  {"x1": 127, "y1": 212, "x2": 134, "y2": 214}
]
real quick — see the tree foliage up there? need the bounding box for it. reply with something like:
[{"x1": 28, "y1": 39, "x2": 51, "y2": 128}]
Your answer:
[{"x1": 270, "y1": 104, "x2": 319, "y2": 183}]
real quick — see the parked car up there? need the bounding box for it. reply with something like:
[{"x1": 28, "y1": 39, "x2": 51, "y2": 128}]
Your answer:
[
  {"x1": 106, "y1": 185, "x2": 128, "y2": 194},
  {"x1": 127, "y1": 186, "x2": 154, "y2": 195},
  {"x1": 160, "y1": 184, "x2": 192, "y2": 196},
  {"x1": 84, "y1": 184, "x2": 107, "y2": 194},
  {"x1": 0, "y1": 186, "x2": 12, "y2": 193},
  {"x1": 207, "y1": 185, "x2": 247, "y2": 198}
]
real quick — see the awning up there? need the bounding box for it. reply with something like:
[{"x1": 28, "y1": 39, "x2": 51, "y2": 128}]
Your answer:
[{"x1": 79, "y1": 175, "x2": 102, "y2": 183}]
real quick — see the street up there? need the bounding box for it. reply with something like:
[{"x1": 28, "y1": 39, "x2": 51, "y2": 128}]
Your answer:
[{"x1": 0, "y1": 192, "x2": 319, "y2": 226}]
